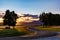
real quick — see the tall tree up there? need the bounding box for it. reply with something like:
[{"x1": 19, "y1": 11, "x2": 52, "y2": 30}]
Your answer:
[
  {"x1": 3, "y1": 10, "x2": 10, "y2": 29},
  {"x1": 3, "y1": 10, "x2": 18, "y2": 29},
  {"x1": 10, "y1": 11, "x2": 18, "y2": 29}
]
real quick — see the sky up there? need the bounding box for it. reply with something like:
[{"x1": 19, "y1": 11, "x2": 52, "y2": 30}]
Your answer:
[{"x1": 0, "y1": 0, "x2": 60, "y2": 15}]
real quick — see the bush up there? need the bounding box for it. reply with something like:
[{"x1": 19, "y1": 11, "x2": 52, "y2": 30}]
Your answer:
[{"x1": 0, "y1": 29, "x2": 26, "y2": 37}]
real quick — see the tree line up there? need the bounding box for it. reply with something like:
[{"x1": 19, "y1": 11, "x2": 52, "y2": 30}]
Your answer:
[
  {"x1": 39, "y1": 12, "x2": 60, "y2": 26},
  {"x1": 3, "y1": 9, "x2": 60, "y2": 29}
]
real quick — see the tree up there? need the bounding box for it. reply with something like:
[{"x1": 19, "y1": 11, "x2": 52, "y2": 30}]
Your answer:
[
  {"x1": 10, "y1": 11, "x2": 18, "y2": 29},
  {"x1": 3, "y1": 10, "x2": 18, "y2": 29},
  {"x1": 3, "y1": 10, "x2": 10, "y2": 29},
  {"x1": 39, "y1": 12, "x2": 60, "y2": 26}
]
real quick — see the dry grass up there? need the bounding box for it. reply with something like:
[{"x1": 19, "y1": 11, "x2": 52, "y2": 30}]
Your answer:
[{"x1": 35, "y1": 26, "x2": 60, "y2": 32}]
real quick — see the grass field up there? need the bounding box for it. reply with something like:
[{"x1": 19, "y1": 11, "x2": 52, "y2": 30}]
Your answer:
[
  {"x1": 35, "y1": 26, "x2": 60, "y2": 32},
  {"x1": 1, "y1": 26, "x2": 60, "y2": 35},
  {"x1": 0, "y1": 26, "x2": 34, "y2": 35},
  {"x1": 0, "y1": 26, "x2": 34, "y2": 37}
]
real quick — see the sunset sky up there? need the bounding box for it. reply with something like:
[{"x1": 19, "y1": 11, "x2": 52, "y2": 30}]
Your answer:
[{"x1": 0, "y1": 0, "x2": 60, "y2": 15}]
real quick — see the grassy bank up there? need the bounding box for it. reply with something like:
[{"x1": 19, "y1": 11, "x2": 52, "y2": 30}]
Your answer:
[
  {"x1": 35, "y1": 26, "x2": 60, "y2": 32},
  {"x1": 0, "y1": 26, "x2": 35, "y2": 37},
  {"x1": 0, "y1": 29, "x2": 26, "y2": 37}
]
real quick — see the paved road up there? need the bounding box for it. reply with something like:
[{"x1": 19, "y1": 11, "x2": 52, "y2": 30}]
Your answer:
[{"x1": 28, "y1": 27, "x2": 57, "y2": 37}]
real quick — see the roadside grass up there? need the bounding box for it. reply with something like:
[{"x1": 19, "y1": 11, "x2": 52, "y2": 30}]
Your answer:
[
  {"x1": 0, "y1": 26, "x2": 34, "y2": 37},
  {"x1": 0, "y1": 29, "x2": 26, "y2": 37},
  {"x1": 35, "y1": 26, "x2": 60, "y2": 32}
]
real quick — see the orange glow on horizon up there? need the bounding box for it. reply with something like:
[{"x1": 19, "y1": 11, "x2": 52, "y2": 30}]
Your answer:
[{"x1": 0, "y1": 18, "x2": 4, "y2": 23}]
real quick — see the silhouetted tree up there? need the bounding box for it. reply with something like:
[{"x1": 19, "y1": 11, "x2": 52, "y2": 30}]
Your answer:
[
  {"x1": 39, "y1": 12, "x2": 60, "y2": 26},
  {"x1": 10, "y1": 11, "x2": 18, "y2": 29},
  {"x1": 3, "y1": 10, "x2": 18, "y2": 29},
  {"x1": 3, "y1": 10, "x2": 10, "y2": 29},
  {"x1": 39, "y1": 12, "x2": 46, "y2": 27}
]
